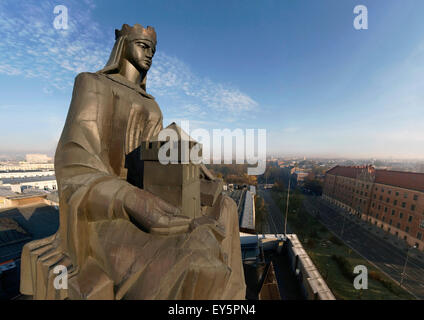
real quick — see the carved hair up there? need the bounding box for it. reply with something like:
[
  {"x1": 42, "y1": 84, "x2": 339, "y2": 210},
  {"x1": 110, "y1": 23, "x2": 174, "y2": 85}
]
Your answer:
[{"x1": 97, "y1": 24, "x2": 156, "y2": 91}]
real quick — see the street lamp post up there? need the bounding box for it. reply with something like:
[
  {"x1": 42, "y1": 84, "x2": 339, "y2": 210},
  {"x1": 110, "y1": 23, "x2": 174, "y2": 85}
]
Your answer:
[
  {"x1": 400, "y1": 244, "x2": 417, "y2": 288},
  {"x1": 325, "y1": 263, "x2": 329, "y2": 280},
  {"x1": 340, "y1": 213, "x2": 347, "y2": 238}
]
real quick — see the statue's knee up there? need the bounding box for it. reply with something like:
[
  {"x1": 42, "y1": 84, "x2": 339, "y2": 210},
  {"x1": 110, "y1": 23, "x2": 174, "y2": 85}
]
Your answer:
[
  {"x1": 221, "y1": 194, "x2": 234, "y2": 206},
  {"x1": 222, "y1": 195, "x2": 237, "y2": 214}
]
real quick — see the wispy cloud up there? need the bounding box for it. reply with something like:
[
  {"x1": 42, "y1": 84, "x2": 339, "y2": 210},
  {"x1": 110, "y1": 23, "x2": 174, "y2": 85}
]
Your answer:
[
  {"x1": 0, "y1": 0, "x2": 111, "y2": 90},
  {"x1": 0, "y1": 0, "x2": 258, "y2": 122},
  {"x1": 149, "y1": 53, "x2": 257, "y2": 116}
]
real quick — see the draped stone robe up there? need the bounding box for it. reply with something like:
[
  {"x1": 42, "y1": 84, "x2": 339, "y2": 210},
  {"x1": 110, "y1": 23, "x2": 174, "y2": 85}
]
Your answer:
[{"x1": 20, "y1": 72, "x2": 246, "y2": 300}]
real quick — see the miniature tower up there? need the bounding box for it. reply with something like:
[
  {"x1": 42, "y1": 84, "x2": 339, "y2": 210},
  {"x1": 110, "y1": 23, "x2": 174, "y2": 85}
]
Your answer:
[{"x1": 140, "y1": 123, "x2": 202, "y2": 219}]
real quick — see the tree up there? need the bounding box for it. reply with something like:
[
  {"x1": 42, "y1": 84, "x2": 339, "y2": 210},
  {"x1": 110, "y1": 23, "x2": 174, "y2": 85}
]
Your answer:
[{"x1": 304, "y1": 179, "x2": 323, "y2": 195}]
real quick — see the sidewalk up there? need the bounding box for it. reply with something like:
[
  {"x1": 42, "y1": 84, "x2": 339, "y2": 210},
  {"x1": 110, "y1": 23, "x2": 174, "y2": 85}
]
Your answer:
[{"x1": 315, "y1": 196, "x2": 424, "y2": 262}]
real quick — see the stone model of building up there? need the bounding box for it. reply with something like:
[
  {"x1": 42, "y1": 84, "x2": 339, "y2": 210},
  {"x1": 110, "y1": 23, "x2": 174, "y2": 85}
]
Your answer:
[{"x1": 140, "y1": 123, "x2": 202, "y2": 219}]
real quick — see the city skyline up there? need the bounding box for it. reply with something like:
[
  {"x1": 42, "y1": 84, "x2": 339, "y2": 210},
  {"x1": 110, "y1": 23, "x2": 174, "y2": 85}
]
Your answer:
[{"x1": 1, "y1": 0, "x2": 424, "y2": 159}]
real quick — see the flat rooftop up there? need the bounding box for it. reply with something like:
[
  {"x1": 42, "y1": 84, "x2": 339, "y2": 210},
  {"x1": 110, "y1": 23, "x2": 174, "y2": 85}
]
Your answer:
[
  {"x1": 0, "y1": 204, "x2": 59, "y2": 262},
  {"x1": 0, "y1": 175, "x2": 56, "y2": 185}
]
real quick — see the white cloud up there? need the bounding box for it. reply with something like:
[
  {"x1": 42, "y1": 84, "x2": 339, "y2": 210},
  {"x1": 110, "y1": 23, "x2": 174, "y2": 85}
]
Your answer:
[
  {"x1": 0, "y1": 0, "x2": 111, "y2": 90},
  {"x1": 0, "y1": 0, "x2": 258, "y2": 123},
  {"x1": 148, "y1": 53, "x2": 258, "y2": 118}
]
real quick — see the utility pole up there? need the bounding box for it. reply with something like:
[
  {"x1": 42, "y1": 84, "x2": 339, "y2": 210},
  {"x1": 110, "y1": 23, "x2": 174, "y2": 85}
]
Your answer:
[
  {"x1": 400, "y1": 245, "x2": 417, "y2": 288},
  {"x1": 284, "y1": 174, "x2": 291, "y2": 235},
  {"x1": 340, "y1": 213, "x2": 347, "y2": 238}
]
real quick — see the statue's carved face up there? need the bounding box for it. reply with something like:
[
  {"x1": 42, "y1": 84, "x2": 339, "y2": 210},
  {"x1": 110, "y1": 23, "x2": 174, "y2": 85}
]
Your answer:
[{"x1": 125, "y1": 38, "x2": 156, "y2": 73}]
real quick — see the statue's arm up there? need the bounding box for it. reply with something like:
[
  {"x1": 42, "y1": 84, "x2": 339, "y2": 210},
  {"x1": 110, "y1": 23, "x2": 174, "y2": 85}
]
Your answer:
[{"x1": 55, "y1": 73, "x2": 190, "y2": 235}]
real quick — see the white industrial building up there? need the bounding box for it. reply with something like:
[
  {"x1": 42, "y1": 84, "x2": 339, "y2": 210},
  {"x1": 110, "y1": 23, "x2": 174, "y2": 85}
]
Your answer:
[
  {"x1": 0, "y1": 170, "x2": 55, "y2": 179},
  {"x1": 0, "y1": 176, "x2": 57, "y2": 193}
]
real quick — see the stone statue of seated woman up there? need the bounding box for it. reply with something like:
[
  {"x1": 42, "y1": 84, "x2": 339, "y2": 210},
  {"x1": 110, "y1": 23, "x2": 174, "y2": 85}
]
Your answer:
[{"x1": 19, "y1": 24, "x2": 246, "y2": 300}]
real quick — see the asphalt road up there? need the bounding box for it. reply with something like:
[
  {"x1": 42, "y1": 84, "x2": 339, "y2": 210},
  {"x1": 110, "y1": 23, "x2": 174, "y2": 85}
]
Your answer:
[
  {"x1": 303, "y1": 196, "x2": 424, "y2": 300},
  {"x1": 257, "y1": 188, "x2": 305, "y2": 300},
  {"x1": 258, "y1": 188, "x2": 292, "y2": 235}
]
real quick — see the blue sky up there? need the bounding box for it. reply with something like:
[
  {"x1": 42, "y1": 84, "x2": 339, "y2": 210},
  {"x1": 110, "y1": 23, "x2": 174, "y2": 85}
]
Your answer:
[{"x1": 1, "y1": 0, "x2": 424, "y2": 159}]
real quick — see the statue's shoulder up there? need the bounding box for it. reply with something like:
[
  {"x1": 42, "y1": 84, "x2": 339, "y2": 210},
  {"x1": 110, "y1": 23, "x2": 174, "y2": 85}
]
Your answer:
[
  {"x1": 75, "y1": 71, "x2": 99, "y2": 81},
  {"x1": 74, "y1": 72, "x2": 112, "y2": 88},
  {"x1": 71, "y1": 72, "x2": 114, "y2": 98}
]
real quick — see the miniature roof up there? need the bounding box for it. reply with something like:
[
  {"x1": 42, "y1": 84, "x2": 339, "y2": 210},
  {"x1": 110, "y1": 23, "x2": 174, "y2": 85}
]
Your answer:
[{"x1": 149, "y1": 122, "x2": 197, "y2": 143}]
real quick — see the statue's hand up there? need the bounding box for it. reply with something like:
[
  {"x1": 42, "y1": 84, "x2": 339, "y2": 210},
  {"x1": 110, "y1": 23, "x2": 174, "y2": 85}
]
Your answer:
[
  {"x1": 123, "y1": 188, "x2": 191, "y2": 235},
  {"x1": 189, "y1": 216, "x2": 226, "y2": 240},
  {"x1": 189, "y1": 216, "x2": 219, "y2": 230}
]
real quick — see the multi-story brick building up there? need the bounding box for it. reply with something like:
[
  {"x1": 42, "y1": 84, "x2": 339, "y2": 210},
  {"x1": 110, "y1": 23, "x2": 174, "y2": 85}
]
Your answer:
[{"x1": 323, "y1": 165, "x2": 424, "y2": 251}]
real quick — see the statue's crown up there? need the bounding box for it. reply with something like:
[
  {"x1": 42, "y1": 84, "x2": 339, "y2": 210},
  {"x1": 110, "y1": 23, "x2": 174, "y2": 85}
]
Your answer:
[{"x1": 115, "y1": 24, "x2": 157, "y2": 43}]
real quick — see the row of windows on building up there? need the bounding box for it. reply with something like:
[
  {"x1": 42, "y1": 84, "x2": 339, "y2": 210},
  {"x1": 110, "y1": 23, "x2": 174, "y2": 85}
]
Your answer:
[
  {"x1": 372, "y1": 203, "x2": 424, "y2": 224},
  {"x1": 328, "y1": 180, "x2": 424, "y2": 220},
  {"x1": 370, "y1": 216, "x2": 423, "y2": 237},
  {"x1": 330, "y1": 178, "x2": 420, "y2": 202},
  {"x1": 330, "y1": 195, "x2": 424, "y2": 247},
  {"x1": 333, "y1": 178, "x2": 370, "y2": 189},
  {"x1": 373, "y1": 196, "x2": 419, "y2": 207},
  {"x1": 371, "y1": 200, "x2": 418, "y2": 213},
  {"x1": 332, "y1": 185, "x2": 420, "y2": 203},
  {"x1": 370, "y1": 211, "x2": 416, "y2": 224},
  {"x1": 375, "y1": 187, "x2": 419, "y2": 200},
  {"x1": 333, "y1": 188, "x2": 422, "y2": 213},
  {"x1": 332, "y1": 186, "x2": 368, "y2": 198},
  {"x1": 369, "y1": 218, "x2": 422, "y2": 247},
  {"x1": 331, "y1": 191, "x2": 369, "y2": 205},
  {"x1": 333, "y1": 195, "x2": 367, "y2": 206},
  {"x1": 332, "y1": 184, "x2": 369, "y2": 196}
]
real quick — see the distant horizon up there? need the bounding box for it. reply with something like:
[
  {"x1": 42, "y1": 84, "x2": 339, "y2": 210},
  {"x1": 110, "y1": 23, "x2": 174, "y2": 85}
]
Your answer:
[{"x1": 2, "y1": 149, "x2": 424, "y2": 163}]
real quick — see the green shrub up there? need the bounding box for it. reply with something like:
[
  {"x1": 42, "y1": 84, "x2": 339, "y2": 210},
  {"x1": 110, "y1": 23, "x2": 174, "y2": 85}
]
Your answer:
[
  {"x1": 331, "y1": 255, "x2": 355, "y2": 282},
  {"x1": 309, "y1": 229, "x2": 319, "y2": 239},
  {"x1": 369, "y1": 270, "x2": 399, "y2": 294},
  {"x1": 329, "y1": 235, "x2": 344, "y2": 246},
  {"x1": 369, "y1": 270, "x2": 382, "y2": 282}
]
